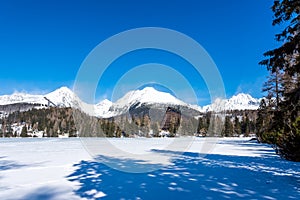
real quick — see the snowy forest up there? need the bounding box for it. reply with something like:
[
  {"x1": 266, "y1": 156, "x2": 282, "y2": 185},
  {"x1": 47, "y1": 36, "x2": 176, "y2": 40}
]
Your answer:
[{"x1": 0, "y1": 107, "x2": 257, "y2": 138}]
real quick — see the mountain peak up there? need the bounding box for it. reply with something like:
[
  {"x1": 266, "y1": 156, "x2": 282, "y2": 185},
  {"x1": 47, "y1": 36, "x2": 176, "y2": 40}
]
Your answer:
[
  {"x1": 232, "y1": 93, "x2": 253, "y2": 99},
  {"x1": 96, "y1": 99, "x2": 112, "y2": 107},
  {"x1": 50, "y1": 86, "x2": 73, "y2": 94},
  {"x1": 45, "y1": 87, "x2": 77, "y2": 107},
  {"x1": 138, "y1": 86, "x2": 171, "y2": 94},
  {"x1": 139, "y1": 86, "x2": 157, "y2": 92},
  {"x1": 201, "y1": 93, "x2": 260, "y2": 112},
  {"x1": 1, "y1": 86, "x2": 262, "y2": 118},
  {"x1": 114, "y1": 87, "x2": 187, "y2": 107},
  {"x1": 229, "y1": 93, "x2": 258, "y2": 105}
]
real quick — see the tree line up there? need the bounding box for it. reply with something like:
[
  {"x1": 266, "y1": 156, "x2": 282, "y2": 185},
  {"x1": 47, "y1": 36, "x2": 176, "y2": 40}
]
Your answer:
[
  {"x1": 0, "y1": 105, "x2": 259, "y2": 138},
  {"x1": 197, "y1": 110, "x2": 257, "y2": 137},
  {"x1": 257, "y1": 0, "x2": 300, "y2": 161}
]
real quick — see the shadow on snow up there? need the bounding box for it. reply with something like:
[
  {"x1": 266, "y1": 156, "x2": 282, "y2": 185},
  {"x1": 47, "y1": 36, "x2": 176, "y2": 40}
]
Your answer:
[
  {"x1": 0, "y1": 156, "x2": 27, "y2": 171},
  {"x1": 67, "y1": 141, "x2": 300, "y2": 200},
  {"x1": 19, "y1": 187, "x2": 67, "y2": 200}
]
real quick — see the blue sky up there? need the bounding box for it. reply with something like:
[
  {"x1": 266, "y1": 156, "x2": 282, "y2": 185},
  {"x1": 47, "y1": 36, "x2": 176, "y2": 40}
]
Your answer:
[{"x1": 0, "y1": 0, "x2": 280, "y2": 105}]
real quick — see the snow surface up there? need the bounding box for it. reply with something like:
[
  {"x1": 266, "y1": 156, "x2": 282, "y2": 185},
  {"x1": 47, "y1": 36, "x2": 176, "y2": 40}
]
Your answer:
[{"x1": 0, "y1": 137, "x2": 299, "y2": 200}]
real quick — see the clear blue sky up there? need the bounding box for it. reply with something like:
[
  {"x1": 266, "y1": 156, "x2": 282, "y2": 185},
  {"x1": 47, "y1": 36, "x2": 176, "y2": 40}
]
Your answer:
[{"x1": 0, "y1": 0, "x2": 280, "y2": 105}]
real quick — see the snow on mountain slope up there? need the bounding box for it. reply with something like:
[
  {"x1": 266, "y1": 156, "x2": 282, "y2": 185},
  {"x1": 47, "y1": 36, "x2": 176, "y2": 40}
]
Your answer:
[
  {"x1": 116, "y1": 87, "x2": 187, "y2": 106},
  {"x1": 0, "y1": 87, "x2": 98, "y2": 116},
  {"x1": 0, "y1": 87, "x2": 86, "y2": 111},
  {"x1": 0, "y1": 92, "x2": 45, "y2": 105},
  {"x1": 45, "y1": 86, "x2": 78, "y2": 107},
  {"x1": 202, "y1": 93, "x2": 260, "y2": 112},
  {"x1": 0, "y1": 87, "x2": 82, "y2": 108},
  {"x1": 94, "y1": 99, "x2": 113, "y2": 117},
  {"x1": 228, "y1": 93, "x2": 260, "y2": 109},
  {"x1": 0, "y1": 86, "x2": 261, "y2": 117},
  {"x1": 44, "y1": 87, "x2": 98, "y2": 116},
  {"x1": 106, "y1": 87, "x2": 190, "y2": 116}
]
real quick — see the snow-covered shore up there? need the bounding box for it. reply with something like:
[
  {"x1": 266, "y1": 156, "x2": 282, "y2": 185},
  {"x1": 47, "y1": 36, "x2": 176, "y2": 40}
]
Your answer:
[{"x1": 0, "y1": 137, "x2": 299, "y2": 199}]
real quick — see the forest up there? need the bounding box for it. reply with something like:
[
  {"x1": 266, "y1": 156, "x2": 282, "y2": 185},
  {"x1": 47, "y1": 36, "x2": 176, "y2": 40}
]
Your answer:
[{"x1": 0, "y1": 106, "x2": 258, "y2": 139}]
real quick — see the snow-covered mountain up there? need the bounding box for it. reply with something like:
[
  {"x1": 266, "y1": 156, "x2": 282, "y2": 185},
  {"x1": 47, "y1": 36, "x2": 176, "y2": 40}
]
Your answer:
[
  {"x1": 0, "y1": 87, "x2": 94, "y2": 116},
  {"x1": 45, "y1": 86, "x2": 77, "y2": 107},
  {"x1": 0, "y1": 87, "x2": 261, "y2": 118},
  {"x1": 105, "y1": 87, "x2": 190, "y2": 116},
  {"x1": 201, "y1": 93, "x2": 261, "y2": 112},
  {"x1": 94, "y1": 99, "x2": 113, "y2": 117},
  {"x1": 45, "y1": 87, "x2": 97, "y2": 116},
  {"x1": 0, "y1": 87, "x2": 84, "y2": 108},
  {"x1": 0, "y1": 92, "x2": 45, "y2": 105}
]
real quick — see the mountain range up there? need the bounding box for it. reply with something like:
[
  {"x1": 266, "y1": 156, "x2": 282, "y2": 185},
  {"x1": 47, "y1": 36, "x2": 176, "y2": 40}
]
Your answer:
[{"x1": 0, "y1": 86, "x2": 261, "y2": 118}]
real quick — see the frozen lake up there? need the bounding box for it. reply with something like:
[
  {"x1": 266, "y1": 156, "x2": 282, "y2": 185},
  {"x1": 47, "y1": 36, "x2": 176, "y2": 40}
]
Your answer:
[{"x1": 0, "y1": 137, "x2": 299, "y2": 199}]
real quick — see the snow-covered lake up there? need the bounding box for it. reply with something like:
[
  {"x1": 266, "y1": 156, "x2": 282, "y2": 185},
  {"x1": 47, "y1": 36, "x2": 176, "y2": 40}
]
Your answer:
[{"x1": 0, "y1": 137, "x2": 299, "y2": 200}]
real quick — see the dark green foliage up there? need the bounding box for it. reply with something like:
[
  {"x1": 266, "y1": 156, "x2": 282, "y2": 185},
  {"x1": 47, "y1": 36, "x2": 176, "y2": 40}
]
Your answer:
[
  {"x1": 259, "y1": 0, "x2": 300, "y2": 161},
  {"x1": 196, "y1": 111, "x2": 257, "y2": 137},
  {"x1": 234, "y1": 116, "x2": 241, "y2": 136},
  {"x1": 241, "y1": 115, "x2": 250, "y2": 137},
  {"x1": 20, "y1": 125, "x2": 28, "y2": 137},
  {"x1": 4, "y1": 107, "x2": 122, "y2": 138},
  {"x1": 223, "y1": 116, "x2": 233, "y2": 137},
  {"x1": 5, "y1": 124, "x2": 13, "y2": 137},
  {"x1": 276, "y1": 117, "x2": 300, "y2": 161}
]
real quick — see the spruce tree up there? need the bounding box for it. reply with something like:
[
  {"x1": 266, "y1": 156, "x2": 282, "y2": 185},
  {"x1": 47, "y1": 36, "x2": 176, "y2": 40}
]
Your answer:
[
  {"x1": 234, "y1": 116, "x2": 241, "y2": 136},
  {"x1": 223, "y1": 116, "x2": 233, "y2": 137},
  {"x1": 20, "y1": 125, "x2": 28, "y2": 137},
  {"x1": 197, "y1": 117, "x2": 204, "y2": 133},
  {"x1": 260, "y1": 0, "x2": 300, "y2": 161},
  {"x1": 262, "y1": 69, "x2": 283, "y2": 110}
]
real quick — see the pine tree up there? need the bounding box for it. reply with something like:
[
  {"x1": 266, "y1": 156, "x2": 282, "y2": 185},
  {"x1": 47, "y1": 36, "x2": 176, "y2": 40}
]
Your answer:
[
  {"x1": 20, "y1": 125, "x2": 28, "y2": 137},
  {"x1": 262, "y1": 69, "x2": 283, "y2": 110},
  {"x1": 197, "y1": 117, "x2": 204, "y2": 133},
  {"x1": 234, "y1": 116, "x2": 241, "y2": 136},
  {"x1": 260, "y1": 0, "x2": 300, "y2": 161},
  {"x1": 241, "y1": 115, "x2": 250, "y2": 137},
  {"x1": 223, "y1": 116, "x2": 233, "y2": 137}
]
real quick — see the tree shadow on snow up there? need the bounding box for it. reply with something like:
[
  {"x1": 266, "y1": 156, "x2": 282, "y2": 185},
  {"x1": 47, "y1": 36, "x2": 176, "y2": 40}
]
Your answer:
[
  {"x1": 0, "y1": 157, "x2": 27, "y2": 171},
  {"x1": 68, "y1": 149, "x2": 300, "y2": 200},
  {"x1": 19, "y1": 187, "x2": 67, "y2": 200}
]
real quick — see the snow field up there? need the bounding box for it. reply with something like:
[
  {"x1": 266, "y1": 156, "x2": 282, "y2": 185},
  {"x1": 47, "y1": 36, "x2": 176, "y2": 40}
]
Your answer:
[{"x1": 0, "y1": 137, "x2": 299, "y2": 199}]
